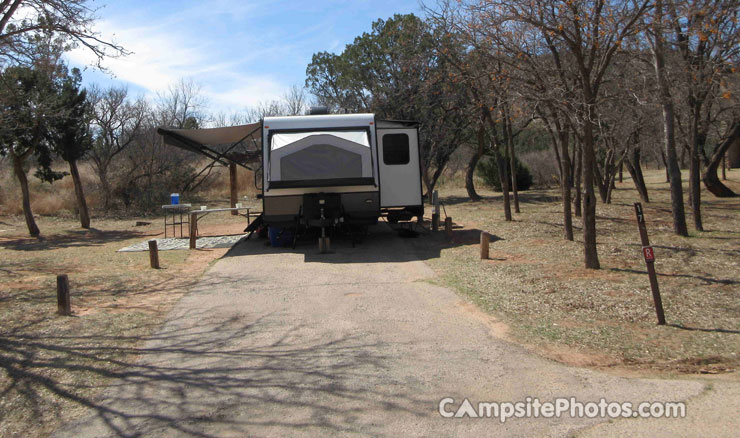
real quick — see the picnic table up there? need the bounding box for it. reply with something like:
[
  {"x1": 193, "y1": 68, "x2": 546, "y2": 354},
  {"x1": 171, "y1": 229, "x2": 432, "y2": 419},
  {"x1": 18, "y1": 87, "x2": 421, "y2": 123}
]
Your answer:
[{"x1": 188, "y1": 207, "x2": 258, "y2": 249}]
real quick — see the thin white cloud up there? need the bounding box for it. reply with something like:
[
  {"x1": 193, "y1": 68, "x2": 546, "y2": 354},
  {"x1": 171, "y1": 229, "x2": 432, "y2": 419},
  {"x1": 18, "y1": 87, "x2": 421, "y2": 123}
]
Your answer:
[{"x1": 65, "y1": 11, "x2": 287, "y2": 114}]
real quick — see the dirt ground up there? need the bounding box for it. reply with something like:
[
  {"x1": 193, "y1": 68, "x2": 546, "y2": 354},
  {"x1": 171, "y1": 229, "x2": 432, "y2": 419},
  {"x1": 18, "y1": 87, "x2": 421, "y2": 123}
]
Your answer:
[
  {"x1": 0, "y1": 210, "x2": 251, "y2": 438},
  {"x1": 427, "y1": 169, "x2": 739, "y2": 376}
]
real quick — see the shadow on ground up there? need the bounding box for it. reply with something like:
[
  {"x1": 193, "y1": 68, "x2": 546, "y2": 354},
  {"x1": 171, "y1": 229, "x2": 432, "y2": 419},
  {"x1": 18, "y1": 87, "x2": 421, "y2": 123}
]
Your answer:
[
  {"x1": 0, "y1": 228, "x2": 149, "y2": 251},
  {"x1": 224, "y1": 222, "x2": 499, "y2": 264},
  {"x1": 1, "y1": 299, "x2": 425, "y2": 437}
]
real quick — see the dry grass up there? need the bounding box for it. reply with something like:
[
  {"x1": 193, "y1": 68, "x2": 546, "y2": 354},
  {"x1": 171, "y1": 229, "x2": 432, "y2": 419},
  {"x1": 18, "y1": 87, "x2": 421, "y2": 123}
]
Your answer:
[
  {"x1": 0, "y1": 159, "x2": 259, "y2": 217},
  {"x1": 426, "y1": 168, "x2": 740, "y2": 375},
  {"x1": 0, "y1": 212, "x2": 253, "y2": 438}
]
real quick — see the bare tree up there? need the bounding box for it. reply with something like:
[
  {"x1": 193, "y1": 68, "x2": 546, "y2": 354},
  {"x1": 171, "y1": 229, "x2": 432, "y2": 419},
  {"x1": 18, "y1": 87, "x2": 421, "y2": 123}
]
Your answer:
[
  {"x1": 156, "y1": 78, "x2": 207, "y2": 129},
  {"x1": 0, "y1": 0, "x2": 127, "y2": 66},
  {"x1": 646, "y1": 0, "x2": 689, "y2": 236},
  {"x1": 88, "y1": 85, "x2": 147, "y2": 210},
  {"x1": 282, "y1": 84, "x2": 310, "y2": 116}
]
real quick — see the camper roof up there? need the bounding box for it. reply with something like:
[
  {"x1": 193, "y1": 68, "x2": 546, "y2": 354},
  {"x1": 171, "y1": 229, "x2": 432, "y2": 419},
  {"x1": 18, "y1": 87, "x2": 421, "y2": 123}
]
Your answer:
[{"x1": 263, "y1": 113, "x2": 375, "y2": 130}]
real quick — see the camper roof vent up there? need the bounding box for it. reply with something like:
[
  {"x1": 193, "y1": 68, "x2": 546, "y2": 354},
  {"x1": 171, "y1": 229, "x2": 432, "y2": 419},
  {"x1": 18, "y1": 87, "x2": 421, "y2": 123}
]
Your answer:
[{"x1": 307, "y1": 106, "x2": 329, "y2": 115}]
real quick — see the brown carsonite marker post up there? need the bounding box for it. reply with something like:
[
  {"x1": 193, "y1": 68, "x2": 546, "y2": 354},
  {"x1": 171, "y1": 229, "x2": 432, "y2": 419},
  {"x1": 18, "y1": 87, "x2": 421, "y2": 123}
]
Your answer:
[
  {"x1": 633, "y1": 202, "x2": 666, "y2": 325},
  {"x1": 444, "y1": 217, "x2": 453, "y2": 238},
  {"x1": 56, "y1": 274, "x2": 71, "y2": 316},
  {"x1": 480, "y1": 231, "x2": 490, "y2": 259},
  {"x1": 148, "y1": 239, "x2": 160, "y2": 269}
]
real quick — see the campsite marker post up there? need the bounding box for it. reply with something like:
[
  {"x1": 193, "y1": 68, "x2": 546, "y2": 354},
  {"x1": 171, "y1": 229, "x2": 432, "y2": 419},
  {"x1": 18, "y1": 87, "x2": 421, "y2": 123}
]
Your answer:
[
  {"x1": 432, "y1": 191, "x2": 440, "y2": 231},
  {"x1": 148, "y1": 240, "x2": 160, "y2": 269},
  {"x1": 480, "y1": 231, "x2": 490, "y2": 259},
  {"x1": 56, "y1": 274, "x2": 71, "y2": 316},
  {"x1": 633, "y1": 202, "x2": 666, "y2": 325},
  {"x1": 444, "y1": 217, "x2": 453, "y2": 238}
]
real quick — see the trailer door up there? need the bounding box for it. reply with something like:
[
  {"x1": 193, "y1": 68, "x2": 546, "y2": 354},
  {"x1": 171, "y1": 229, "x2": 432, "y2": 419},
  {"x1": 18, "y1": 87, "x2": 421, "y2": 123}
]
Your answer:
[{"x1": 378, "y1": 128, "x2": 422, "y2": 208}]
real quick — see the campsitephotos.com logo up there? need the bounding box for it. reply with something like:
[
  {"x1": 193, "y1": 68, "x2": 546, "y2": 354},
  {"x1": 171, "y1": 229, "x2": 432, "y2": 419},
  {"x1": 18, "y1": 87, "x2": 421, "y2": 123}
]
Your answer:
[{"x1": 438, "y1": 397, "x2": 686, "y2": 423}]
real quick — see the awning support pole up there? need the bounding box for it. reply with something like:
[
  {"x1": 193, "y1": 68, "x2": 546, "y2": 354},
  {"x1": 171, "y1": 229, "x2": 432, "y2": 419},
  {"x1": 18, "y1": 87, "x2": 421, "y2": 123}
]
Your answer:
[{"x1": 230, "y1": 163, "x2": 238, "y2": 215}]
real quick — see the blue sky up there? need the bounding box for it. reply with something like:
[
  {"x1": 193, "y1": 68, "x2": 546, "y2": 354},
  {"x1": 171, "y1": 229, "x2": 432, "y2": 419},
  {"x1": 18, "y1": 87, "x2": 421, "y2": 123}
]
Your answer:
[{"x1": 67, "y1": 0, "x2": 423, "y2": 114}]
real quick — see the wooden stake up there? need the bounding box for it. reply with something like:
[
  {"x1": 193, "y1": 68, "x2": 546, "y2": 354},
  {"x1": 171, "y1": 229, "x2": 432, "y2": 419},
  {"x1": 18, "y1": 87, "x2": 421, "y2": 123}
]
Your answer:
[
  {"x1": 444, "y1": 217, "x2": 453, "y2": 238},
  {"x1": 480, "y1": 231, "x2": 490, "y2": 259},
  {"x1": 229, "y1": 162, "x2": 238, "y2": 215},
  {"x1": 189, "y1": 213, "x2": 198, "y2": 249},
  {"x1": 56, "y1": 274, "x2": 71, "y2": 316},
  {"x1": 432, "y1": 213, "x2": 440, "y2": 232},
  {"x1": 634, "y1": 203, "x2": 666, "y2": 325},
  {"x1": 148, "y1": 239, "x2": 160, "y2": 269}
]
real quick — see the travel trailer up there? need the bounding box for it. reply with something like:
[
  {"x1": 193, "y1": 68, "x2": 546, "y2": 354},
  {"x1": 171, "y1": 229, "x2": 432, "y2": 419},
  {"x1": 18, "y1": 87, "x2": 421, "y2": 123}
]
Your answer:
[{"x1": 261, "y1": 112, "x2": 423, "y2": 229}]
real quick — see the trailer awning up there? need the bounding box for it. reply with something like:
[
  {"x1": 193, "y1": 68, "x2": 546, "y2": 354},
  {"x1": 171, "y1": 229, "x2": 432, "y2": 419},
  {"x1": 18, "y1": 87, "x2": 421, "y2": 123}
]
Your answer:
[{"x1": 157, "y1": 123, "x2": 262, "y2": 169}]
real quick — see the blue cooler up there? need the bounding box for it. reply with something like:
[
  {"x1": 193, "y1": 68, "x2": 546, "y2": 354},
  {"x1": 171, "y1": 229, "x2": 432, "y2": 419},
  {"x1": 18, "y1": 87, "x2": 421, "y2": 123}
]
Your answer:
[{"x1": 170, "y1": 193, "x2": 180, "y2": 205}]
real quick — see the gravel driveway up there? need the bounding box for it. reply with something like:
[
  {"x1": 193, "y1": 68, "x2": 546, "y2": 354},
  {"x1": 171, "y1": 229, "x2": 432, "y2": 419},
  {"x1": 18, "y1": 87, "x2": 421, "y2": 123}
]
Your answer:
[{"x1": 54, "y1": 225, "x2": 725, "y2": 437}]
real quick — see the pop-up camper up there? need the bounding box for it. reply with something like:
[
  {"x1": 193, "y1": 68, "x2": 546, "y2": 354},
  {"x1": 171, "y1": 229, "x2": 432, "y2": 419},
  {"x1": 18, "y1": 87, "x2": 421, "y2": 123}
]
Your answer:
[
  {"x1": 261, "y1": 113, "x2": 423, "y2": 228},
  {"x1": 158, "y1": 111, "x2": 423, "y2": 244}
]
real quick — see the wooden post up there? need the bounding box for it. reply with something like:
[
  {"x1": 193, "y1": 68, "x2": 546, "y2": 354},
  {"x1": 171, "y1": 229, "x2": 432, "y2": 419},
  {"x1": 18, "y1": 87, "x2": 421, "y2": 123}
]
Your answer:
[
  {"x1": 634, "y1": 203, "x2": 666, "y2": 325},
  {"x1": 230, "y1": 162, "x2": 238, "y2": 215},
  {"x1": 480, "y1": 231, "x2": 490, "y2": 259},
  {"x1": 189, "y1": 212, "x2": 198, "y2": 249},
  {"x1": 432, "y1": 190, "x2": 440, "y2": 232},
  {"x1": 148, "y1": 240, "x2": 160, "y2": 269},
  {"x1": 444, "y1": 217, "x2": 453, "y2": 238},
  {"x1": 56, "y1": 274, "x2": 71, "y2": 316}
]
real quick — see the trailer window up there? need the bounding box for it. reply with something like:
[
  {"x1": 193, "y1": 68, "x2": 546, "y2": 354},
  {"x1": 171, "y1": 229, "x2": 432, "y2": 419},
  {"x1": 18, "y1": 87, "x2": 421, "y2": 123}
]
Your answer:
[{"x1": 383, "y1": 134, "x2": 410, "y2": 165}]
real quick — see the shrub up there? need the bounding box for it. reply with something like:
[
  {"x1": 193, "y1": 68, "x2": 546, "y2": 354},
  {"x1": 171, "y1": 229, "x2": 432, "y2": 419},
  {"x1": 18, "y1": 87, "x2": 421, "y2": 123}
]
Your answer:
[
  {"x1": 477, "y1": 155, "x2": 533, "y2": 191},
  {"x1": 520, "y1": 149, "x2": 560, "y2": 187}
]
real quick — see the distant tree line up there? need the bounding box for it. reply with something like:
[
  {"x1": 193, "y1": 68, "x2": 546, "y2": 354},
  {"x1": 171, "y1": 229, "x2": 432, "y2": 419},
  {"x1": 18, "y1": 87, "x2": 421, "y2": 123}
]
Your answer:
[{"x1": 305, "y1": 2, "x2": 740, "y2": 269}]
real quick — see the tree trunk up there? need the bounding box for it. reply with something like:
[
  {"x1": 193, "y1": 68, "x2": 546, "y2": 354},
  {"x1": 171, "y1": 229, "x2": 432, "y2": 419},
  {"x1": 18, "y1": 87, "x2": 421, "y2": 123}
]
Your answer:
[
  {"x1": 481, "y1": 106, "x2": 511, "y2": 221},
  {"x1": 593, "y1": 161, "x2": 608, "y2": 204},
  {"x1": 422, "y1": 163, "x2": 446, "y2": 204},
  {"x1": 574, "y1": 139, "x2": 582, "y2": 218},
  {"x1": 660, "y1": 150, "x2": 669, "y2": 182},
  {"x1": 652, "y1": 0, "x2": 689, "y2": 237},
  {"x1": 605, "y1": 156, "x2": 624, "y2": 204},
  {"x1": 625, "y1": 148, "x2": 650, "y2": 203},
  {"x1": 466, "y1": 125, "x2": 485, "y2": 201},
  {"x1": 495, "y1": 148, "x2": 512, "y2": 221},
  {"x1": 12, "y1": 153, "x2": 40, "y2": 237},
  {"x1": 68, "y1": 158, "x2": 90, "y2": 229},
  {"x1": 702, "y1": 122, "x2": 739, "y2": 197},
  {"x1": 551, "y1": 137, "x2": 563, "y2": 183},
  {"x1": 722, "y1": 153, "x2": 726, "y2": 180},
  {"x1": 688, "y1": 105, "x2": 703, "y2": 231},
  {"x1": 422, "y1": 169, "x2": 433, "y2": 204},
  {"x1": 504, "y1": 109, "x2": 520, "y2": 213},
  {"x1": 98, "y1": 166, "x2": 112, "y2": 211},
  {"x1": 618, "y1": 161, "x2": 623, "y2": 183},
  {"x1": 581, "y1": 111, "x2": 600, "y2": 269},
  {"x1": 559, "y1": 130, "x2": 573, "y2": 241}
]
